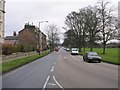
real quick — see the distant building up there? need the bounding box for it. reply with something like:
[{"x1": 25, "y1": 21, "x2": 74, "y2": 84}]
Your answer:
[
  {"x1": 4, "y1": 31, "x2": 18, "y2": 45},
  {"x1": 0, "y1": 0, "x2": 5, "y2": 43},
  {"x1": 18, "y1": 24, "x2": 47, "y2": 51},
  {"x1": 40, "y1": 32, "x2": 47, "y2": 51},
  {"x1": 18, "y1": 24, "x2": 39, "y2": 51}
]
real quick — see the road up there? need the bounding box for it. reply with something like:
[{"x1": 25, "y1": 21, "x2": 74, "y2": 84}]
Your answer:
[
  {"x1": 2, "y1": 52, "x2": 61, "y2": 89},
  {"x1": 54, "y1": 48, "x2": 119, "y2": 88},
  {"x1": 2, "y1": 47, "x2": 118, "y2": 89}
]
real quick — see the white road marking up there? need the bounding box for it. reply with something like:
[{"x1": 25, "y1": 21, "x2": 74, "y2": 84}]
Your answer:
[
  {"x1": 48, "y1": 83, "x2": 56, "y2": 86},
  {"x1": 51, "y1": 66, "x2": 54, "y2": 72},
  {"x1": 54, "y1": 62, "x2": 56, "y2": 65},
  {"x1": 64, "y1": 57, "x2": 67, "y2": 59},
  {"x1": 43, "y1": 75, "x2": 50, "y2": 90},
  {"x1": 53, "y1": 76, "x2": 63, "y2": 89}
]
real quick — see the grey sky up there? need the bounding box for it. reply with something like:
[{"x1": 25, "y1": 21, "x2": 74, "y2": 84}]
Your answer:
[{"x1": 5, "y1": 0, "x2": 119, "y2": 43}]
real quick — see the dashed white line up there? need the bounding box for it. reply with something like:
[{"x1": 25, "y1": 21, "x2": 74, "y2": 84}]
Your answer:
[
  {"x1": 64, "y1": 57, "x2": 67, "y2": 59},
  {"x1": 51, "y1": 66, "x2": 54, "y2": 72},
  {"x1": 54, "y1": 62, "x2": 56, "y2": 65},
  {"x1": 43, "y1": 75, "x2": 50, "y2": 90},
  {"x1": 53, "y1": 76, "x2": 63, "y2": 89}
]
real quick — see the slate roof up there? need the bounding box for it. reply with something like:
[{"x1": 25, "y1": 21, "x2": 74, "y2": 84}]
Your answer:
[{"x1": 5, "y1": 36, "x2": 18, "y2": 40}]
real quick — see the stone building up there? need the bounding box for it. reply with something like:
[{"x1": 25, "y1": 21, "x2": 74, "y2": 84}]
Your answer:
[
  {"x1": 0, "y1": 0, "x2": 5, "y2": 43},
  {"x1": 40, "y1": 31, "x2": 47, "y2": 51},
  {"x1": 18, "y1": 24, "x2": 47, "y2": 51},
  {"x1": 4, "y1": 31, "x2": 18, "y2": 45},
  {"x1": 18, "y1": 24, "x2": 39, "y2": 51}
]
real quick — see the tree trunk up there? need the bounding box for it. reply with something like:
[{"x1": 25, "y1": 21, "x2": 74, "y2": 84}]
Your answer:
[
  {"x1": 90, "y1": 47, "x2": 93, "y2": 52},
  {"x1": 102, "y1": 31, "x2": 106, "y2": 54},
  {"x1": 90, "y1": 35, "x2": 93, "y2": 52},
  {"x1": 102, "y1": 41, "x2": 106, "y2": 54},
  {"x1": 83, "y1": 46, "x2": 85, "y2": 52}
]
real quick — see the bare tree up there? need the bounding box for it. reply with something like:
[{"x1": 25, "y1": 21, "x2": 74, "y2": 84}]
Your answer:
[
  {"x1": 83, "y1": 6, "x2": 101, "y2": 51},
  {"x1": 97, "y1": 0, "x2": 117, "y2": 54},
  {"x1": 65, "y1": 11, "x2": 84, "y2": 51},
  {"x1": 65, "y1": 6, "x2": 101, "y2": 52},
  {"x1": 46, "y1": 24, "x2": 60, "y2": 51}
]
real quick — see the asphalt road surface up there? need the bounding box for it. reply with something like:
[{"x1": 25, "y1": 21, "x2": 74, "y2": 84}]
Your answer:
[
  {"x1": 54, "y1": 48, "x2": 119, "y2": 88},
  {"x1": 2, "y1": 52, "x2": 61, "y2": 89},
  {"x1": 2, "y1": 47, "x2": 119, "y2": 89}
]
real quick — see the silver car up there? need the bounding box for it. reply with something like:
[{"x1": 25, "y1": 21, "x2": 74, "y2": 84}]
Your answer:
[{"x1": 83, "y1": 52, "x2": 101, "y2": 63}]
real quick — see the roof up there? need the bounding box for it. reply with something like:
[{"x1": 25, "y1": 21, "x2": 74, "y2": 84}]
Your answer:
[{"x1": 5, "y1": 36, "x2": 18, "y2": 40}]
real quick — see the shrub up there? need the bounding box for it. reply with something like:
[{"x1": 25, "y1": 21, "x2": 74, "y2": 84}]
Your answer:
[
  {"x1": 2, "y1": 44, "x2": 14, "y2": 55},
  {"x1": 2, "y1": 44, "x2": 37, "y2": 55}
]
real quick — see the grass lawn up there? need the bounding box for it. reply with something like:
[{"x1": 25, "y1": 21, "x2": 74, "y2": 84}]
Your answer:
[
  {"x1": 80, "y1": 48, "x2": 119, "y2": 65},
  {"x1": 0, "y1": 50, "x2": 51, "y2": 74}
]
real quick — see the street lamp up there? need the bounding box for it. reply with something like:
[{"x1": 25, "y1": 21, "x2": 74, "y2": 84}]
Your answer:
[
  {"x1": 39, "y1": 21, "x2": 48, "y2": 30},
  {"x1": 38, "y1": 21, "x2": 48, "y2": 55}
]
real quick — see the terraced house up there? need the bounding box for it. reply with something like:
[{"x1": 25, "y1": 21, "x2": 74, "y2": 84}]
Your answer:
[
  {"x1": 18, "y1": 24, "x2": 47, "y2": 52},
  {"x1": 0, "y1": 0, "x2": 5, "y2": 43}
]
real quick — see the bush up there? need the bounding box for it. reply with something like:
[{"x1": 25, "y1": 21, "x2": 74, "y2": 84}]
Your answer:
[
  {"x1": 2, "y1": 44, "x2": 17, "y2": 55},
  {"x1": 17, "y1": 45, "x2": 37, "y2": 52},
  {"x1": 2, "y1": 44, "x2": 37, "y2": 55}
]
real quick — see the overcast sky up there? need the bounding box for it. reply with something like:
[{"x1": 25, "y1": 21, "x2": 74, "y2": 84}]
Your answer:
[{"x1": 5, "y1": 0, "x2": 119, "y2": 43}]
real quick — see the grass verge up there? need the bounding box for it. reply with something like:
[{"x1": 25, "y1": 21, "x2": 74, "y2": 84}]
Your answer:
[
  {"x1": 0, "y1": 50, "x2": 51, "y2": 74},
  {"x1": 80, "y1": 48, "x2": 119, "y2": 65}
]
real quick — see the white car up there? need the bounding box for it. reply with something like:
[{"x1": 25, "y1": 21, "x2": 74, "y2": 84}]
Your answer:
[{"x1": 71, "y1": 48, "x2": 79, "y2": 55}]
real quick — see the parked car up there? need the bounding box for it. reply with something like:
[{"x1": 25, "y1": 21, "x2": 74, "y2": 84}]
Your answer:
[
  {"x1": 83, "y1": 52, "x2": 101, "y2": 63},
  {"x1": 64, "y1": 47, "x2": 66, "y2": 50},
  {"x1": 66, "y1": 48, "x2": 70, "y2": 51},
  {"x1": 54, "y1": 47, "x2": 59, "y2": 51},
  {"x1": 71, "y1": 48, "x2": 79, "y2": 55}
]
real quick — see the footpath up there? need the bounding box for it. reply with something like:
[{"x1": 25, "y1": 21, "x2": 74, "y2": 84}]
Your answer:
[{"x1": 1, "y1": 52, "x2": 37, "y2": 63}]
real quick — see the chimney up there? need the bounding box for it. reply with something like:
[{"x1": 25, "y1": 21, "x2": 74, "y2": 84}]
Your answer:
[{"x1": 13, "y1": 31, "x2": 17, "y2": 36}]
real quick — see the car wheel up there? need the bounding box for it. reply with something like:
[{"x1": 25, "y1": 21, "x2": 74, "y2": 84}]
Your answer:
[
  {"x1": 98, "y1": 60, "x2": 101, "y2": 63},
  {"x1": 86, "y1": 59, "x2": 89, "y2": 62},
  {"x1": 83, "y1": 58, "x2": 85, "y2": 61}
]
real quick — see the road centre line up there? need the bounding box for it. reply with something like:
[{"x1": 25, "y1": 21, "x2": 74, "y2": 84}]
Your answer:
[
  {"x1": 64, "y1": 57, "x2": 67, "y2": 59},
  {"x1": 43, "y1": 75, "x2": 50, "y2": 90},
  {"x1": 51, "y1": 66, "x2": 54, "y2": 72},
  {"x1": 53, "y1": 76, "x2": 63, "y2": 89}
]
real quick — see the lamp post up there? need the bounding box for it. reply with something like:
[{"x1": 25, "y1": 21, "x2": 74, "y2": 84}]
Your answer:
[
  {"x1": 38, "y1": 21, "x2": 48, "y2": 55},
  {"x1": 39, "y1": 21, "x2": 48, "y2": 30}
]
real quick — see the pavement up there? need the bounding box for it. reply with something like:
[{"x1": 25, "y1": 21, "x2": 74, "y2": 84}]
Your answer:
[
  {"x1": 2, "y1": 47, "x2": 119, "y2": 89},
  {"x1": 2, "y1": 52, "x2": 37, "y2": 63}
]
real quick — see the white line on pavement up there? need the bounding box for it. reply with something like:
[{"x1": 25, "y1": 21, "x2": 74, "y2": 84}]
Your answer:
[
  {"x1": 51, "y1": 66, "x2": 54, "y2": 72},
  {"x1": 54, "y1": 62, "x2": 56, "y2": 65},
  {"x1": 48, "y1": 83, "x2": 56, "y2": 86},
  {"x1": 64, "y1": 57, "x2": 67, "y2": 59},
  {"x1": 43, "y1": 75, "x2": 50, "y2": 90},
  {"x1": 53, "y1": 76, "x2": 63, "y2": 89}
]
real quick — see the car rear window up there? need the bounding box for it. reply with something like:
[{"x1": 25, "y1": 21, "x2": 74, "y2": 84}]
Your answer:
[
  {"x1": 89, "y1": 52, "x2": 98, "y2": 56},
  {"x1": 72, "y1": 48, "x2": 78, "y2": 51}
]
